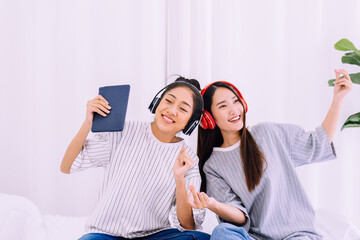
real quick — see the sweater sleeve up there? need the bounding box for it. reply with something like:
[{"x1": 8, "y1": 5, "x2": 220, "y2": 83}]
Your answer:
[
  {"x1": 204, "y1": 165, "x2": 250, "y2": 231},
  {"x1": 251, "y1": 122, "x2": 337, "y2": 168},
  {"x1": 70, "y1": 122, "x2": 127, "y2": 173},
  {"x1": 289, "y1": 124, "x2": 337, "y2": 167}
]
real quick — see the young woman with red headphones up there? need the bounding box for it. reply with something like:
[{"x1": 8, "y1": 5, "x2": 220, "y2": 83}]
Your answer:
[
  {"x1": 60, "y1": 77, "x2": 210, "y2": 240},
  {"x1": 188, "y1": 69, "x2": 353, "y2": 240}
]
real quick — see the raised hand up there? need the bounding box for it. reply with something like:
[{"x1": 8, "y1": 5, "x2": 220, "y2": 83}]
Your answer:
[
  {"x1": 173, "y1": 146, "x2": 194, "y2": 181},
  {"x1": 333, "y1": 69, "x2": 353, "y2": 103},
  {"x1": 85, "y1": 95, "x2": 111, "y2": 124}
]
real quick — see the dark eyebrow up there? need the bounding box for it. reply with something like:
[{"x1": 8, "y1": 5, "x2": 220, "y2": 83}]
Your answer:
[
  {"x1": 168, "y1": 93, "x2": 176, "y2": 99},
  {"x1": 216, "y1": 95, "x2": 237, "y2": 106},
  {"x1": 216, "y1": 100, "x2": 226, "y2": 106},
  {"x1": 167, "y1": 93, "x2": 191, "y2": 108}
]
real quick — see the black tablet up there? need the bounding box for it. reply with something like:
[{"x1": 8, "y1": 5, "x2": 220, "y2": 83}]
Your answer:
[{"x1": 91, "y1": 84, "x2": 130, "y2": 132}]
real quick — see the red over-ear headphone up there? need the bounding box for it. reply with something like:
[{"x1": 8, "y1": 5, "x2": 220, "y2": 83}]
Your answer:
[{"x1": 200, "y1": 81, "x2": 248, "y2": 130}]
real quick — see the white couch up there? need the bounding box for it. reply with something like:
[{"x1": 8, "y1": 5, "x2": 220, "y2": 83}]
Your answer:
[{"x1": 1, "y1": 193, "x2": 360, "y2": 240}]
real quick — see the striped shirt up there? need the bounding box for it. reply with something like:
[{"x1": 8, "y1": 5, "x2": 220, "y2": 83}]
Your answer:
[
  {"x1": 204, "y1": 122, "x2": 336, "y2": 240},
  {"x1": 70, "y1": 121, "x2": 205, "y2": 238}
]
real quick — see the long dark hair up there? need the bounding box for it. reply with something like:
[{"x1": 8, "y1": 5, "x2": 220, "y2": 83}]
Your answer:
[{"x1": 198, "y1": 82, "x2": 266, "y2": 192}]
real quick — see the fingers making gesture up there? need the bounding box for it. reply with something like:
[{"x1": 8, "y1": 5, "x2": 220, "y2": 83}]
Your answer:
[
  {"x1": 187, "y1": 185, "x2": 218, "y2": 210},
  {"x1": 85, "y1": 95, "x2": 112, "y2": 124},
  {"x1": 186, "y1": 185, "x2": 247, "y2": 225},
  {"x1": 333, "y1": 69, "x2": 353, "y2": 103},
  {"x1": 173, "y1": 146, "x2": 194, "y2": 181}
]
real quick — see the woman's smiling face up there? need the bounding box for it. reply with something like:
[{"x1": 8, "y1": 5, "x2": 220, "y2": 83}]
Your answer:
[
  {"x1": 154, "y1": 86, "x2": 194, "y2": 135},
  {"x1": 211, "y1": 87, "x2": 244, "y2": 133}
]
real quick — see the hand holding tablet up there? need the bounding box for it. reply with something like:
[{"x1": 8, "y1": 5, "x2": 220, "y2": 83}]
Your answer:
[{"x1": 91, "y1": 85, "x2": 130, "y2": 132}]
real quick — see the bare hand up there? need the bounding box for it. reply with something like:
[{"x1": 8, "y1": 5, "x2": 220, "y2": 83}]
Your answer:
[
  {"x1": 333, "y1": 69, "x2": 353, "y2": 103},
  {"x1": 187, "y1": 185, "x2": 218, "y2": 210},
  {"x1": 85, "y1": 95, "x2": 111, "y2": 124},
  {"x1": 173, "y1": 146, "x2": 194, "y2": 181}
]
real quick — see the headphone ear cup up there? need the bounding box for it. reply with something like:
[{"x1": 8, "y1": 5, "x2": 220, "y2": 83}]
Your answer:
[
  {"x1": 200, "y1": 115, "x2": 208, "y2": 129},
  {"x1": 200, "y1": 110, "x2": 216, "y2": 130},
  {"x1": 148, "y1": 97, "x2": 161, "y2": 114},
  {"x1": 242, "y1": 100, "x2": 248, "y2": 113},
  {"x1": 183, "y1": 120, "x2": 198, "y2": 136}
]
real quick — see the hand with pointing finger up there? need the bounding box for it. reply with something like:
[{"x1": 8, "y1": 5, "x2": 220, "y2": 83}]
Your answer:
[
  {"x1": 173, "y1": 146, "x2": 194, "y2": 181},
  {"x1": 187, "y1": 185, "x2": 218, "y2": 211}
]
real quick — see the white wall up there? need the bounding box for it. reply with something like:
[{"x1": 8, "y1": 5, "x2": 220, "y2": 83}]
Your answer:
[{"x1": 0, "y1": 0, "x2": 360, "y2": 228}]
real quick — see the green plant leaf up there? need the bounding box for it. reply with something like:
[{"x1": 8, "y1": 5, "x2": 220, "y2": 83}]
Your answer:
[
  {"x1": 349, "y1": 72, "x2": 360, "y2": 84},
  {"x1": 335, "y1": 39, "x2": 360, "y2": 54},
  {"x1": 342, "y1": 52, "x2": 360, "y2": 67},
  {"x1": 341, "y1": 112, "x2": 360, "y2": 131},
  {"x1": 328, "y1": 72, "x2": 360, "y2": 86}
]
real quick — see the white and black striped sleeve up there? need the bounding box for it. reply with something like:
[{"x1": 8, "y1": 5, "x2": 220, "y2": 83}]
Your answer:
[{"x1": 70, "y1": 131, "x2": 121, "y2": 173}]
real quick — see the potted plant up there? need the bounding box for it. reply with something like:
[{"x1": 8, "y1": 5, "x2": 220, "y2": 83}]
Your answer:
[{"x1": 328, "y1": 39, "x2": 360, "y2": 130}]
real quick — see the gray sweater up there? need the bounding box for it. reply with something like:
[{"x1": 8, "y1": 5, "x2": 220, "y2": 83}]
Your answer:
[{"x1": 204, "y1": 122, "x2": 336, "y2": 240}]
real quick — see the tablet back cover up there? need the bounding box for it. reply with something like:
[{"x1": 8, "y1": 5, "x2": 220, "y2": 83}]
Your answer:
[{"x1": 91, "y1": 84, "x2": 130, "y2": 132}]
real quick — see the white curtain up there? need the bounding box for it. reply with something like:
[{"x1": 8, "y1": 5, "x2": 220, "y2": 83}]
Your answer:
[{"x1": 1, "y1": 0, "x2": 359, "y2": 228}]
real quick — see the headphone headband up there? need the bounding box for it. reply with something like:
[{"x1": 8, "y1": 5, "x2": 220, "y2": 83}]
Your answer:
[{"x1": 201, "y1": 81, "x2": 248, "y2": 112}]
